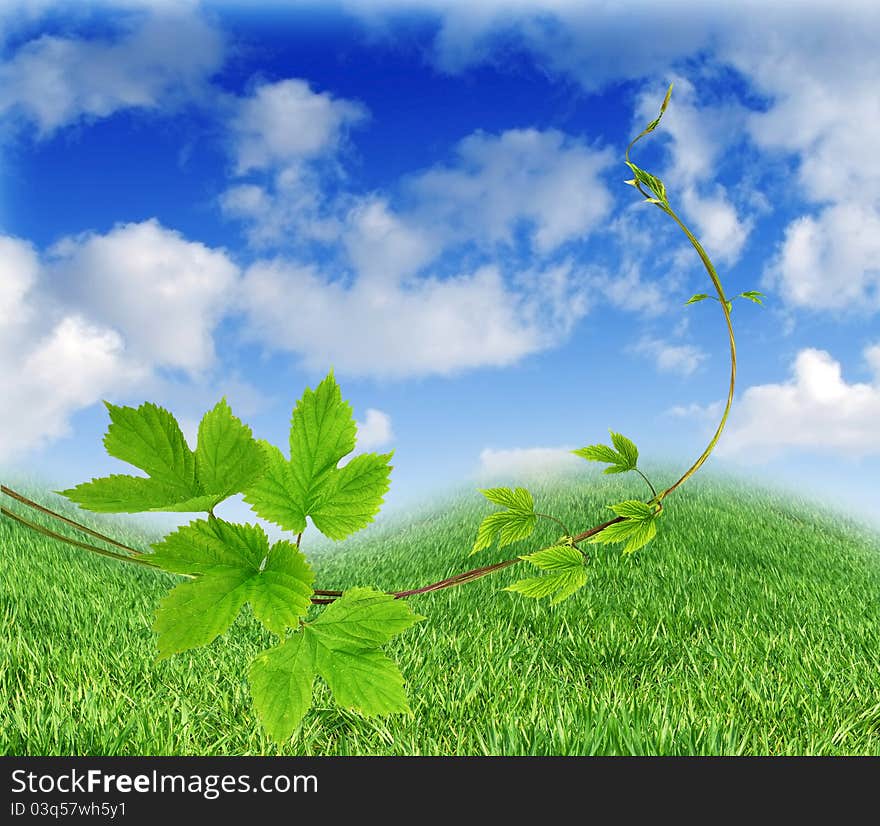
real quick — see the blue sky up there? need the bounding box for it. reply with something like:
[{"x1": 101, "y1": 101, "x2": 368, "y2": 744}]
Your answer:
[{"x1": 1, "y1": 0, "x2": 878, "y2": 533}]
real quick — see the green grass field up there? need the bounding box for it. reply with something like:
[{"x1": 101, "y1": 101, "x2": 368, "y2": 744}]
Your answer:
[{"x1": 2, "y1": 474, "x2": 880, "y2": 755}]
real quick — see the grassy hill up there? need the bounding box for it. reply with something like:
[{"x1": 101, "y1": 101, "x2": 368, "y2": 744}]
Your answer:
[{"x1": 2, "y1": 475, "x2": 880, "y2": 755}]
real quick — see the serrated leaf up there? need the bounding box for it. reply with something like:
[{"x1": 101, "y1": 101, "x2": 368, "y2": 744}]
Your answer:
[
  {"x1": 154, "y1": 570, "x2": 254, "y2": 659},
  {"x1": 642, "y1": 83, "x2": 674, "y2": 133},
  {"x1": 244, "y1": 373, "x2": 392, "y2": 541},
  {"x1": 609, "y1": 500, "x2": 655, "y2": 520},
  {"x1": 310, "y1": 452, "x2": 394, "y2": 541},
  {"x1": 61, "y1": 398, "x2": 266, "y2": 514},
  {"x1": 150, "y1": 518, "x2": 314, "y2": 656},
  {"x1": 249, "y1": 632, "x2": 316, "y2": 744},
  {"x1": 195, "y1": 398, "x2": 266, "y2": 501},
  {"x1": 505, "y1": 569, "x2": 588, "y2": 605},
  {"x1": 609, "y1": 431, "x2": 638, "y2": 469},
  {"x1": 103, "y1": 401, "x2": 194, "y2": 489},
  {"x1": 625, "y1": 160, "x2": 667, "y2": 203},
  {"x1": 58, "y1": 475, "x2": 216, "y2": 514},
  {"x1": 471, "y1": 487, "x2": 537, "y2": 555},
  {"x1": 250, "y1": 541, "x2": 316, "y2": 637},
  {"x1": 590, "y1": 507, "x2": 661, "y2": 555},
  {"x1": 308, "y1": 587, "x2": 425, "y2": 649},
  {"x1": 471, "y1": 510, "x2": 537, "y2": 554},
  {"x1": 573, "y1": 431, "x2": 639, "y2": 475},
  {"x1": 520, "y1": 543, "x2": 585, "y2": 571},
  {"x1": 572, "y1": 444, "x2": 619, "y2": 464},
  {"x1": 249, "y1": 588, "x2": 424, "y2": 744},
  {"x1": 315, "y1": 647, "x2": 410, "y2": 717},
  {"x1": 480, "y1": 487, "x2": 534, "y2": 512},
  {"x1": 740, "y1": 290, "x2": 765, "y2": 305},
  {"x1": 686, "y1": 293, "x2": 710, "y2": 305},
  {"x1": 506, "y1": 543, "x2": 587, "y2": 605}
]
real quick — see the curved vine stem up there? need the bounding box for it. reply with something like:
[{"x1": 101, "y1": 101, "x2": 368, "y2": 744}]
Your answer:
[
  {"x1": 650, "y1": 208, "x2": 735, "y2": 503},
  {"x1": 0, "y1": 85, "x2": 738, "y2": 607}
]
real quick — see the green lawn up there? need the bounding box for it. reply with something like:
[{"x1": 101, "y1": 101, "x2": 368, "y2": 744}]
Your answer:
[{"x1": 2, "y1": 474, "x2": 880, "y2": 755}]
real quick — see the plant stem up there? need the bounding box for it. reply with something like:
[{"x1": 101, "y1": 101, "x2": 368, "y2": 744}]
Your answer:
[
  {"x1": 651, "y1": 205, "x2": 735, "y2": 504},
  {"x1": 1, "y1": 485, "x2": 144, "y2": 556},
  {"x1": 0, "y1": 506, "x2": 161, "y2": 571},
  {"x1": 391, "y1": 558, "x2": 522, "y2": 598},
  {"x1": 534, "y1": 511, "x2": 574, "y2": 537},
  {"x1": 633, "y1": 468, "x2": 657, "y2": 499},
  {"x1": 0, "y1": 494, "x2": 342, "y2": 606}
]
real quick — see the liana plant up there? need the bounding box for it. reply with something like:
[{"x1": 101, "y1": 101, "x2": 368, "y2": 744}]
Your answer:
[{"x1": 1, "y1": 85, "x2": 763, "y2": 744}]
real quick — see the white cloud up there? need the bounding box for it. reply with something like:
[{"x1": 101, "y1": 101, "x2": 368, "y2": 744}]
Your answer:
[
  {"x1": 0, "y1": 235, "x2": 39, "y2": 331},
  {"x1": 718, "y1": 6, "x2": 880, "y2": 313},
  {"x1": 0, "y1": 235, "x2": 148, "y2": 459},
  {"x1": 220, "y1": 79, "x2": 367, "y2": 247},
  {"x1": 590, "y1": 260, "x2": 668, "y2": 317},
  {"x1": 0, "y1": 316, "x2": 145, "y2": 458},
  {"x1": 406, "y1": 128, "x2": 614, "y2": 253},
  {"x1": 0, "y1": 222, "x2": 241, "y2": 461},
  {"x1": 0, "y1": 8, "x2": 224, "y2": 136},
  {"x1": 679, "y1": 186, "x2": 751, "y2": 266},
  {"x1": 233, "y1": 126, "x2": 605, "y2": 377},
  {"x1": 343, "y1": 198, "x2": 438, "y2": 283},
  {"x1": 240, "y1": 256, "x2": 588, "y2": 377},
  {"x1": 219, "y1": 168, "x2": 343, "y2": 248},
  {"x1": 230, "y1": 79, "x2": 366, "y2": 174},
  {"x1": 355, "y1": 409, "x2": 394, "y2": 451},
  {"x1": 477, "y1": 446, "x2": 582, "y2": 481},
  {"x1": 351, "y1": 3, "x2": 880, "y2": 311},
  {"x1": 715, "y1": 346, "x2": 880, "y2": 459},
  {"x1": 764, "y1": 203, "x2": 880, "y2": 312},
  {"x1": 634, "y1": 335, "x2": 706, "y2": 377},
  {"x1": 866, "y1": 344, "x2": 880, "y2": 377},
  {"x1": 348, "y1": 0, "x2": 720, "y2": 90},
  {"x1": 49, "y1": 219, "x2": 239, "y2": 375},
  {"x1": 667, "y1": 399, "x2": 724, "y2": 421}
]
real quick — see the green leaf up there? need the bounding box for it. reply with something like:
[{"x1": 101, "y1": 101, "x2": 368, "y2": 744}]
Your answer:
[
  {"x1": 244, "y1": 373, "x2": 392, "y2": 541},
  {"x1": 686, "y1": 293, "x2": 710, "y2": 305},
  {"x1": 308, "y1": 587, "x2": 425, "y2": 649},
  {"x1": 724, "y1": 299, "x2": 733, "y2": 313},
  {"x1": 740, "y1": 290, "x2": 765, "y2": 305},
  {"x1": 195, "y1": 398, "x2": 266, "y2": 502},
  {"x1": 150, "y1": 518, "x2": 314, "y2": 656},
  {"x1": 249, "y1": 632, "x2": 316, "y2": 744},
  {"x1": 609, "y1": 500, "x2": 655, "y2": 520},
  {"x1": 572, "y1": 444, "x2": 619, "y2": 465},
  {"x1": 314, "y1": 646, "x2": 410, "y2": 717},
  {"x1": 505, "y1": 569, "x2": 588, "y2": 605},
  {"x1": 249, "y1": 588, "x2": 424, "y2": 743},
  {"x1": 310, "y1": 452, "x2": 395, "y2": 541},
  {"x1": 520, "y1": 543, "x2": 585, "y2": 571},
  {"x1": 625, "y1": 160, "x2": 667, "y2": 203},
  {"x1": 506, "y1": 543, "x2": 588, "y2": 604},
  {"x1": 471, "y1": 487, "x2": 537, "y2": 554},
  {"x1": 57, "y1": 475, "x2": 216, "y2": 514},
  {"x1": 480, "y1": 487, "x2": 534, "y2": 511},
  {"x1": 102, "y1": 401, "x2": 194, "y2": 489},
  {"x1": 642, "y1": 82, "x2": 674, "y2": 133},
  {"x1": 572, "y1": 430, "x2": 639, "y2": 475},
  {"x1": 60, "y1": 399, "x2": 265, "y2": 514},
  {"x1": 590, "y1": 502, "x2": 662, "y2": 555},
  {"x1": 610, "y1": 432, "x2": 639, "y2": 469}
]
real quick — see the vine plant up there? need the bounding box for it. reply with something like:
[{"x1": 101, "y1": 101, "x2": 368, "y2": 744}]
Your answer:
[{"x1": 2, "y1": 86, "x2": 763, "y2": 744}]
